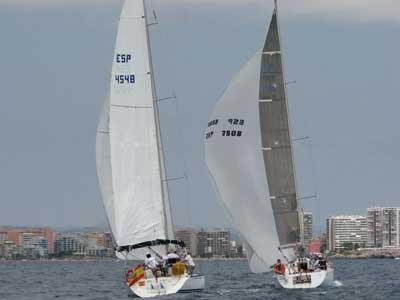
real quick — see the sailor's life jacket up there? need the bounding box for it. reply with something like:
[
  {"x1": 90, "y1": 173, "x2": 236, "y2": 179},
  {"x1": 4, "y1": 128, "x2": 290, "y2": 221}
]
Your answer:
[{"x1": 273, "y1": 263, "x2": 286, "y2": 275}]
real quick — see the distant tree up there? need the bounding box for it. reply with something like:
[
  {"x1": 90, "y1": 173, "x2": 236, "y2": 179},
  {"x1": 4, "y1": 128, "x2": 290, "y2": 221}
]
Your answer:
[{"x1": 341, "y1": 242, "x2": 354, "y2": 251}]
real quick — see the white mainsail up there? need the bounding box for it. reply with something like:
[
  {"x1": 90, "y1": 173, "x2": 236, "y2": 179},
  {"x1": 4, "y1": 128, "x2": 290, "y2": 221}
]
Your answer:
[
  {"x1": 205, "y1": 3, "x2": 300, "y2": 272},
  {"x1": 96, "y1": 0, "x2": 174, "y2": 260}
]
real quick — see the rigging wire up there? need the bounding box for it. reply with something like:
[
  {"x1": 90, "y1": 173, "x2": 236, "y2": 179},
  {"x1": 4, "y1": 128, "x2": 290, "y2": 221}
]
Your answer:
[{"x1": 147, "y1": 0, "x2": 193, "y2": 228}]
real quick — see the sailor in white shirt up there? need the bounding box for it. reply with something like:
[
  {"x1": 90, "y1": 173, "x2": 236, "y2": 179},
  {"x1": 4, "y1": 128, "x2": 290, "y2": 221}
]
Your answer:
[
  {"x1": 164, "y1": 251, "x2": 181, "y2": 265},
  {"x1": 144, "y1": 253, "x2": 158, "y2": 270},
  {"x1": 184, "y1": 252, "x2": 195, "y2": 275}
]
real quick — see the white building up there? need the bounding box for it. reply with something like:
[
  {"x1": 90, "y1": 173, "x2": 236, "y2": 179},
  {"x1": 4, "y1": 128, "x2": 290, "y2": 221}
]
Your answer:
[
  {"x1": 197, "y1": 229, "x2": 230, "y2": 257},
  {"x1": 367, "y1": 207, "x2": 400, "y2": 249},
  {"x1": 326, "y1": 215, "x2": 367, "y2": 251},
  {"x1": 21, "y1": 233, "x2": 48, "y2": 257}
]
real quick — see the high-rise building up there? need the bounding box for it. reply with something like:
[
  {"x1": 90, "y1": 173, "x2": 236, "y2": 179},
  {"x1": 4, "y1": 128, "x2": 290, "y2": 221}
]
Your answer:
[
  {"x1": 21, "y1": 234, "x2": 49, "y2": 257},
  {"x1": 175, "y1": 228, "x2": 198, "y2": 257},
  {"x1": 367, "y1": 207, "x2": 400, "y2": 249},
  {"x1": 367, "y1": 207, "x2": 383, "y2": 248},
  {"x1": 300, "y1": 212, "x2": 313, "y2": 246},
  {"x1": 55, "y1": 235, "x2": 87, "y2": 255},
  {"x1": 197, "y1": 229, "x2": 230, "y2": 257},
  {"x1": 326, "y1": 215, "x2": 367, "y2": 251}
]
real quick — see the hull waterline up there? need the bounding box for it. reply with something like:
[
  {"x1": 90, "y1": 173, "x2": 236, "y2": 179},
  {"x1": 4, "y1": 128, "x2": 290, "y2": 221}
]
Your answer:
[
  {"x1": 276, "y1": 267, "x2": 334, "y2": 289},
  {"x1": 180, "y1": 274, "x2": 205, "y2": 292},
  {"x1": 130, "y1": 274, "x2": 189, "y2": 298}
]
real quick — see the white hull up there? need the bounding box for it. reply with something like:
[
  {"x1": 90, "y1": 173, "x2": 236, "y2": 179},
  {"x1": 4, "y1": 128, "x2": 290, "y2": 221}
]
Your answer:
[
  {"x1": 130, "y1": 274, "x2": 189, "y2": 298},
  {"x1": 276, "y1": 267, "x2": 334, "y2": 289},
  {"x1": 180, "y1": 274, "x2": 205, "y2": 292}
]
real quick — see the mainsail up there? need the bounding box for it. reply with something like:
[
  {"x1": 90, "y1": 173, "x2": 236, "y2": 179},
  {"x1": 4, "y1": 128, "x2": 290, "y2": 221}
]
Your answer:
[
  {"x1": 205, "y1": 3, "x2": 300, "y2": 272},
  {"x1": 96, "y1": 0, "x2": 174, "y2": 260}
]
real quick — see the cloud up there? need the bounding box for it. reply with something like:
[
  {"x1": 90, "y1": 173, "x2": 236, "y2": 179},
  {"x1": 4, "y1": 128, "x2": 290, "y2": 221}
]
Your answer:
[
  {"x1": 2, "y1": 0, "x2": 400, "y2": 23},
  {"x1": 281, "y1": 0, "x2": 400, "y2": 23},
  {"x1": 167, "y1": 0, "x2": 400, "y2": 23},
  {"x1": 0, "y1": 0, "x2": 121, "y2": 6}
]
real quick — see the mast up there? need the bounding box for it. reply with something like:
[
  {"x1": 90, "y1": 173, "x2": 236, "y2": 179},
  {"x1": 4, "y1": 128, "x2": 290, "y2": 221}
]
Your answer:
[
  {"x1": 274, "y1": 0, "x2": 302, "y2": 244},
  {"x1": 142, "y1": 0, "x2": 175, "y2": 241}
]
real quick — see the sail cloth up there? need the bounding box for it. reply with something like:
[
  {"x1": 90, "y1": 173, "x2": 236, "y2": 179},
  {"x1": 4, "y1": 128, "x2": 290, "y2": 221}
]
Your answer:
[
  {"x1": 205, "y1": 8, "x2": 300, "y2": 272},
  {"x1": 96, "y1": 0, "x2": 172, "y2": 258},
  {"x1": 259, "y1": 9, "x2": 300, "y2": 248}
]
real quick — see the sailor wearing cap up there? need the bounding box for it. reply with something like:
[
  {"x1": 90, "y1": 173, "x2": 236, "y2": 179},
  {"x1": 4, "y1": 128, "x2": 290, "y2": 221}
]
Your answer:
[{"x1": 144, "y1": 253, "x2": 158, "y2": 270}]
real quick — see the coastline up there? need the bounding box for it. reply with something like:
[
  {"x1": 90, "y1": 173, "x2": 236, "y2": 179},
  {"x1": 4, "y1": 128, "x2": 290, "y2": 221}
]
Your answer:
[{"x1": 0, "y1": 257, "x2": 248, "y2": 263}]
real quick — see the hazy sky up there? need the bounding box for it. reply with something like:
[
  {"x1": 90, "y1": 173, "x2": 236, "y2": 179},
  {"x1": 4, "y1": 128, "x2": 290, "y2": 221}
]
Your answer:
[{"x1": 1, "y1": 0, "x2": 399, "y2": 231}]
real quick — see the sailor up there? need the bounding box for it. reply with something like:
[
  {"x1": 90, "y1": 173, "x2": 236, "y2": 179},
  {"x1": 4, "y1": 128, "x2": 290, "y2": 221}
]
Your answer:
[
  {"x1": 184, "y1": 252, "x2": 196, "y2": 275},
  {"x1": 144, "y1": 253, "x2": 158, "y2": 271},
  {"x1": 314, "y1": 254, "x2": 327, "y2": 270},
  {"x1": 273, "y1": 259, "x2": 286, "y2": 275},
  {"x1": 165, "y1": 251, "x2": 181, "y2": 265}
]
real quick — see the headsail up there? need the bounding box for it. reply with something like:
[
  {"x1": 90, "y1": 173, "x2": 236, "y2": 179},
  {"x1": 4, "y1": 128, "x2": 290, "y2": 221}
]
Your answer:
[
  {"x1": 205, "y1": 5, "x2": 300, "y2": 272},
  {"x1": 96, "y1": 0, "x2": 173, "y2": 260}
]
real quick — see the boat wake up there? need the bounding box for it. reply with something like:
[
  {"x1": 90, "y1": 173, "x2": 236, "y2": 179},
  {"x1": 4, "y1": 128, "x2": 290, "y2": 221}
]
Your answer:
[{"x1": 331, "y1": 280, "x2": 343, "y2": 287}]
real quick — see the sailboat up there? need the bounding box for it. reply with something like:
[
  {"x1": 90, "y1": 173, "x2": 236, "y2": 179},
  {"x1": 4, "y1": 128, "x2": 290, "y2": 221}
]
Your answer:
[
  {"x1": 205, "y1": 0, "x2": 334, "y2": 289},
  {"x1": 96, "y1": 0, "x2": 204, "y2": 297}
]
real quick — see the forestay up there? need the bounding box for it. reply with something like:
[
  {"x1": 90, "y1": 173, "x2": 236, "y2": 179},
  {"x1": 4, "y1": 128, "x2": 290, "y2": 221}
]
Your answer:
[
  {"x1": 205, "y1": 6, "x2": 300, "y2": 272},
  {"x1": 96, "y1": 0, "x2": 173, "y2": 259}
]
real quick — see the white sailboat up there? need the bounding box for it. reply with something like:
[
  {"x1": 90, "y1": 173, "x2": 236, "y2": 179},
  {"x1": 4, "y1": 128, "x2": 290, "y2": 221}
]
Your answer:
[
  {"x1": 205, "y1": 0, "x2": 334, "y2": 289},
  {"x1": 96, "y1": 0, "x2": 204, "y2": 297}
]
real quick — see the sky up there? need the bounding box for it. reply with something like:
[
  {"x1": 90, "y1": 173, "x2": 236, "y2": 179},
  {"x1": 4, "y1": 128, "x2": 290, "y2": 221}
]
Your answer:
[{"x1": 1, "y1": 0, "x2": 399, "y2": 231}]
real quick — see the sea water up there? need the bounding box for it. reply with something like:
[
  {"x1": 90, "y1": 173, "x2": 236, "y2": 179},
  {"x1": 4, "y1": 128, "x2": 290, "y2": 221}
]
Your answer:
[{"x1": 0, "y1": 259, "x2": 399, "y2": 300}]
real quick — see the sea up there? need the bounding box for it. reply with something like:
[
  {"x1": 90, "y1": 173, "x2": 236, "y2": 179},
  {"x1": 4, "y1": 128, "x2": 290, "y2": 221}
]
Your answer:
[{"x1": 0, "y1": 259, "x2": 399, "y2": 300}]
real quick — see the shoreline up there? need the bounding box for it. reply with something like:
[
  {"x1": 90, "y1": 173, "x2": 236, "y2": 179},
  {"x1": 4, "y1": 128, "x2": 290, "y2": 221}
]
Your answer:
[
  {"x1": 2, "y1": 256, "x2": 398, "y2": 263},
  {"x1": 0, "y1": 257, "x2": 248, "y2": 263}
]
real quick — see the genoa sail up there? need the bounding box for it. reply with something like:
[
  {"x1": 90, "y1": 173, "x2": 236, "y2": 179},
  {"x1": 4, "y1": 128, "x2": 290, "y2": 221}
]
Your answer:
[
  {"x1": 205, "y1": 5, "x2": 300, "y2": 272},
  {"x1": 96, "y1": 0, "x2": 173, "y2": 260}
]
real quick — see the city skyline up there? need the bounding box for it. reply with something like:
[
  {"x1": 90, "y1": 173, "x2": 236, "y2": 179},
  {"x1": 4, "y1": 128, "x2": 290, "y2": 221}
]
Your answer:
[
  {"x1": 1, "y1": 0, "x2": 399, "y2": 229},
  {"x1": 2, "y1": 205, "x2": 399, "y2": 260}
]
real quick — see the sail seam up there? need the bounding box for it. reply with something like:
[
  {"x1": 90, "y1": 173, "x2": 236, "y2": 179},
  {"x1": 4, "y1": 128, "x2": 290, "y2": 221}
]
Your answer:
[{"x1": 111, "y1": 104, "x2": 152, "y2": 109}]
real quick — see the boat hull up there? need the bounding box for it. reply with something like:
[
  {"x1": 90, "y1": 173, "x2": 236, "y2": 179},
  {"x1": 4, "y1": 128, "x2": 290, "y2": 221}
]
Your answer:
[
  {"x1": 276, "y1": 267, "x2": 334, "y2": 289},
  {"x1": 180, "y1": 274, "x2": 205, "y2": 292},
  {"x1": 130, "y1": 274, "x2": 189, "y2": 298}
]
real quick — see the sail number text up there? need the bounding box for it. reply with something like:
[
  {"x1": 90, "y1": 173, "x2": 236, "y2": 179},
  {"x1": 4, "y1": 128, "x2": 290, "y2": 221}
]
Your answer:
[
  {"x1": 115, "y1": 54, "x2": 135, "y2": 84},
  {"x1": 205, "y1": 118, "x2": 245, "y2": 140},
  {"x1": 116, "y1": 54, "x2": 132, "y2": 63},
  {"x1": 115, "y1": 74, "x2": 135, "y2": 84},
  {"x1": 228, "y1": 119, "x2": 245, "y2": 126},
  {"x1": 222, "y1": 130, "x2": 242, "y2": 137},
  {"x1": 207, "y1": 119, "x2": 219, "y2": 127}
]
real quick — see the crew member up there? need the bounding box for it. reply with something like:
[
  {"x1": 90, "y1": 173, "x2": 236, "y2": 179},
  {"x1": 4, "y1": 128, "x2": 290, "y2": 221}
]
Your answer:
[
  {"x1": 165, "y1": 251, "x2": 181, "y2": 265},
  {"x1": 144, "y1": 253, "x2": 158, "y2": 271},
  {"x1": 273, "y1": 259, "x2": 286, "y2": 275},
  {"x1": 184, "y1": 252, "x2": 196, "y2": 275}
]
